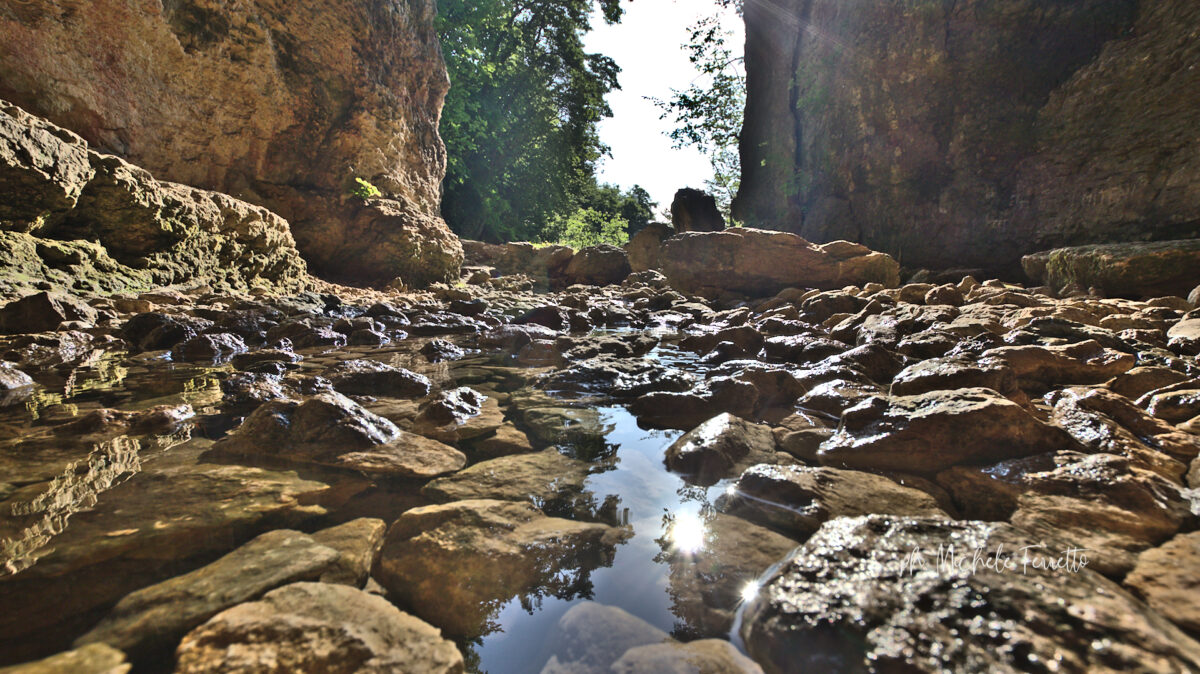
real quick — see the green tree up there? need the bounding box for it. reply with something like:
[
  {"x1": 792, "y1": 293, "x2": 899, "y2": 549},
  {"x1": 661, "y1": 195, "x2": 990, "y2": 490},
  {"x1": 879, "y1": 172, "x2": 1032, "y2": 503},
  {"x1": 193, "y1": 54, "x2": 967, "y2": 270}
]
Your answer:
[
  {"x1": 436, "y1": 0, "x2": 625, "y2": 242},
  {"x1": 651, "y1": 3, "x2": 745, "y2": 220},
  {"x1": 546, "y1": 207, "x2": 630, "y2": 249},
  {"x1": 575, "y1": 182, "x2": 657, "y2": 235}
]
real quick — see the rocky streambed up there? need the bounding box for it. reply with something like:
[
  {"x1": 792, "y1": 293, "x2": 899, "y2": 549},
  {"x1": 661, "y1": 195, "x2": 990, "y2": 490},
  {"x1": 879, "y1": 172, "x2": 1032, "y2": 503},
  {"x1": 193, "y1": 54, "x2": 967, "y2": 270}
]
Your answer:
[{"x1": 0, "y1": 268, "x2": 1199, "y2": 673}]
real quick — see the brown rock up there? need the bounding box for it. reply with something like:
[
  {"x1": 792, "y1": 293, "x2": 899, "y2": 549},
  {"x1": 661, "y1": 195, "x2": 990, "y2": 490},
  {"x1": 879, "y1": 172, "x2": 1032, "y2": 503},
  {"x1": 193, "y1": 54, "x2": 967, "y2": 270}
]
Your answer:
[
  {"x1": 664, "y1": 413, "x2": 789, "y2": 486},
  {"x1": 1025, "y1": 240, "x2": 1200, "y2": 299},
  {"x1": 625, "y1": 222, "x2": 674, "y2": 272},
  {"x1": 661, "y1": 228, "x2": 900, "y2": 297},
  {"x1": 1, "y1": 1, "x2": 458, "y2": 285},
  {"x1": 561, "y1": 245, "x2": 631, "y2": 287},
  {"x1": 174, "y1": 582, "x2": 463, "y2": 674},
  {"x1": 1106, "y1": 366, "x2": 1191, "y2": 400},
  {"x1": 612, "y1": 640, "x2": 763, "y2": 674},
  {"x1": 0, "y1": 292, "x2": 97, "y2": 334},
  {"x1": 311, "y1": 518, "x2": 387, "y2": 588},
  {"x1": 0, "y1": 644, "x2": 129, "y2": 674},
  {"x1": 983, "y1": 339, "x2": 1136, "y2": 389},
  {"x1": 1125, "y1": 532, "x2": 1200, "y2": 635},
  {"x1": 818, "y1": 387, "x2": 1077, "y2": 474},
  {"x1": 374, "y1": 499, "x2": 625, "y2": 638}
]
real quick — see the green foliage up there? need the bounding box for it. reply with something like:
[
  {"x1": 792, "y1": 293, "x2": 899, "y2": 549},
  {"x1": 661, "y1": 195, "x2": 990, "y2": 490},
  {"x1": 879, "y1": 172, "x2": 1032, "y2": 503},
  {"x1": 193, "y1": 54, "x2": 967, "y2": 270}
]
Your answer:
[
  {"x1": 651, "y1": 3, "x2": 745, "y2": 219},
  {"x1": 574, "y1": 182, "x2": 656, "y2": 236},
  {"x1": 436, "y1": 0, "x2": 625, "y2": 243},
  {"x1": 350, "y1": 177, "x2": 382, "y2": 200},
  {"x1": 545, "y1": 207, "x2": 629, "y2": 249}
]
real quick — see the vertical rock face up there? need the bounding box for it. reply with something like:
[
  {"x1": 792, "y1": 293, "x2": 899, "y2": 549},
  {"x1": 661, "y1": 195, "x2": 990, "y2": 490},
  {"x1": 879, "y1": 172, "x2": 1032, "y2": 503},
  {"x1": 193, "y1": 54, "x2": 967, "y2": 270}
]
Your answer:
[
  {"x1": 0, "y1": 0, "x2": 462, "y2": 286},
  {"x1": 734, "y1": 0, "x2": 1200, "y2": 275}
]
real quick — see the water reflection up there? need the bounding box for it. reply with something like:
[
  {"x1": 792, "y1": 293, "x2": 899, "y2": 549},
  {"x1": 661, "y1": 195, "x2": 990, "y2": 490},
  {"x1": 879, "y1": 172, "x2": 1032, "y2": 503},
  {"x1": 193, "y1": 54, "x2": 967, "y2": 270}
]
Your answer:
[
  {"x1": 665, "y1": 510, "x2": 707, "y2": 556},
  {"x1": 1, "y1": 435, "x2": 142, "y2": 575}
]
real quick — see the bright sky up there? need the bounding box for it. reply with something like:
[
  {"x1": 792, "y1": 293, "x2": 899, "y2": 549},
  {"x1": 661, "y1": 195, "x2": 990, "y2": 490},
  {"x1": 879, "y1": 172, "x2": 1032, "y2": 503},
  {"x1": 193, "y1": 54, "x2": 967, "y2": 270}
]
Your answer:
[{"x1": 583, "y1": 0, "x2": 743, "y2": 214}]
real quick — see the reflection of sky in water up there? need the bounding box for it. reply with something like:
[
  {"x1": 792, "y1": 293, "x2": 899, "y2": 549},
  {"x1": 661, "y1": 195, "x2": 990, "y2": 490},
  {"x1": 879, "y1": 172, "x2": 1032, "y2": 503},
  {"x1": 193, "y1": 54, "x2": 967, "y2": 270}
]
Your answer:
[{"x1": 474, "y1": 406, "x2": 738, "y2": 674}]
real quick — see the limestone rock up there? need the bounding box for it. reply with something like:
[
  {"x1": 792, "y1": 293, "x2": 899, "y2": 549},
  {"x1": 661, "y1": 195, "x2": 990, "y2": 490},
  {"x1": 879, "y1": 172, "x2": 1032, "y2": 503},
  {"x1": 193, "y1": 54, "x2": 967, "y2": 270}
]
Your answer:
[
  {"x1": 982, "y1": 339, "x2": 1136, "y2": 390},
  {"x1": 722, "y1": 464, "x2": 948, "y2": 539},
  {"x1": 74, "y1": 530, "x2": 339, "y2": 664},
  {"x1": 625, "y1": 222, "x2": 674, "y2": 272},
  {"x1": 0, "y1": 292, "x2": 97, "y2": 334},
  {"x1": 174, "y1": 582, "x2": 463, "y2": 674},
  {"x1": 818, "y1": 387, "x2": 1077, "y2": 474},
  {"x1": 661, "y1": 229, "x2": 900, "y2": 297},
  {"x1": 1024, "y1": 240, "x2": 1200, "y2": 299},
  {"x1": 1125, "y1": 532, "x2": 1200, "y2": 635},
  {"x1": 0, "y1": 644, "x2": 128, "y2": 674},
  {"x1": 375, "y1": 499, "x2": 626, "y2": 638},
  {"x1": 210, "y1": 392, "x2": 466, "y2": 478},
  {"x1": 611, "y1": 641, "x2": 762, "y2": 674},
  {"x1": 0, "y1": 101, "x2": 94, "y2": 233},
  {"x1": 421, "y1": 449, "x2": 591, "y2": 514},
  {"x1": 311, "y1": 518, "x2": 387, "y2": 588},
  {"x1": 562, "y1": 245, "x2": 631, "y2": 287},
  {"x1": 0, "y1": 1, "x2": 457, "y2": 286},
  {"x1": 664, "y1": 413, "x2": 788, "y2": 485},
  {"x1": 323, "y1": 359, "x2": 431, "y2": 398},
  {"x1": 734, "y1": 0, "x2": 1200, "y2": 276},
  {"x1": 740, "y1": 516, "x2": 1200, "y2": 673}
]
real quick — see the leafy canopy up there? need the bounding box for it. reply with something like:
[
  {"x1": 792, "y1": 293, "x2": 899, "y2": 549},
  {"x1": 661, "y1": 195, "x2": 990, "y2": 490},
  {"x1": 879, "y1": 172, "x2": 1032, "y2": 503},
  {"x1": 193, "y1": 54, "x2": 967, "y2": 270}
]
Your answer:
[{"x1": 436, "y1": 0, "x2": 626, "y2": 243}]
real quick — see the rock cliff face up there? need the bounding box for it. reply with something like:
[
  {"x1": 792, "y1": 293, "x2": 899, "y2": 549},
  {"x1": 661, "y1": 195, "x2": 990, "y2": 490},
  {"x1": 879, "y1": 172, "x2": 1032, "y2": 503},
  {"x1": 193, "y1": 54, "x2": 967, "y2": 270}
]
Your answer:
[
  {"x1": 0, "y1": 100, "x2": 307, "y2": 294},
  {"x1": 734, "y1": 0, "x2": 1200, "y2": 275},
  {"x1": 0, "y1": 0, "x2": 461, "y2": 286}
]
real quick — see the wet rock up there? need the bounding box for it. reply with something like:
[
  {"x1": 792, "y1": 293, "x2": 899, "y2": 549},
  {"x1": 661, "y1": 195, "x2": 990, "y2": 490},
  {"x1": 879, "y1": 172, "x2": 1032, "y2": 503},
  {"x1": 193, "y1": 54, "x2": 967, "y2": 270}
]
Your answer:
[
  {"x1": 74, "y1": 530, "x2": 339, "y2": 664},
  {"x1": 219, "y1": 373, "x2": 291, "y2": 413},
  {"x1": 818, "y1": 388, "x2": 1077, "y2": 474},
  {"x1": 3, "y1": 330, "x2": 102, "y2": 370},
  {"x1": 515, "y1": 339, "x2": 562, "y2": 367},
  {"x1": 890, "y1": 355, "x2": 1021, "y2": 400},
  {"x1": 264, "y1": 321, "x2": 347, "y2": 349},
  {"x1": 170, "y1": 333, "x2": 247, "y2": 363},
  {"x1": 414, "y1": 387, "x2": 486, "y2": 428},
  {"x1": 120, "y1": 313, "x2": 208, "y2": 351},
  {"x1": 1125, "y1": 532, "x2": 1200, "y2": 635},
  {"x1": 540, "y1": 356, "x2": 694, "y2": 399},
  {"x1": 540, "y1": 602, "x2": 671, "y2": 674},
  {"x1": 662, "y1": 229, "x2": 900, "y2": 297},
  {"x1": 521, "y1": 406, "x2": 614, "y2": 457},
  {"x1": 680, "y1": 325, "x2": 764, "y2": 356},
  {"x1": 740, "y1": 516, "x2": 1200, "y2": 674},
  {"x1": 1142, "y1": 388, "x2": 1200, "y2": 423},
  {"x1": 210, "y1": 392, "x2": 465, "y2": 478},
  {"x1": 478, "y1": 324, "x2": 558, "y2": 352},
  {"x1": 515, "y1": 305, "x2": 570, "y2": 331},
  {"x1": 631, "y1": 377, "x2": 760, "y2": 430},
  {"x1": 794, "y1": 377, "x2": 883, "y2": 417},
  {"x1": 375, "y1": 499, "x2": 626, "y2": 638},
  {"x1": 983, "y1": 339, "x2": 1136, "y2": 390},
  {"x1": 665, "y1": 413, "x2": 790, "y2": 486},
  {"x1": 229, "y1": 348, "x2": 299, "y2": 373},
  {"x1": 722, "y1": 464, "x2": 948, "y2": 540},
  {"x1": 0, "y1": 644, "x2": 129, "y2": 674},
  {"x1": 311, "y1": 518, "x2": 387, "y2": 588},
  {"x1": 1048, "y1": 387, "x2": 1200, "y2": 467},
  {"x1": 468, "y1": 422, "x2": 535, "y2": 459},
  {"x1": 420, "y1": 338, "x2": 466, "y2": 363},
  {"x1": 660, "y1": 512, "x2": 798, "y2": 638},
  {"x1": 771, "y1": 414, "x2": 834, "y2": 463},
  {"x1": 421, "y1": 449, "x2": 592, "y2": 516},
  {"x1": 562, "y1": 244, "x2": 632, "y2": 287},
  {"x1": 324, "y1": 359, "x2": 431, "y2": 398},
  {"x1": 174, "y1": 582, "x2": 463, "y2": 674},
  {"x1": 611, "y1": 640, "x2": 762, "y2": 674},
  {"x1": 0, "y1": 455, "x2": 329, "y2": 663},
  {"x1": 1106, "y1": 366, "x2": 1191, "y2": 399},
  {"x1": 0, "y1": 362, "x2": 34, "y2": 403},
  {"x1": 0, "y1": 292, "x2": 97, "y2": 334}
]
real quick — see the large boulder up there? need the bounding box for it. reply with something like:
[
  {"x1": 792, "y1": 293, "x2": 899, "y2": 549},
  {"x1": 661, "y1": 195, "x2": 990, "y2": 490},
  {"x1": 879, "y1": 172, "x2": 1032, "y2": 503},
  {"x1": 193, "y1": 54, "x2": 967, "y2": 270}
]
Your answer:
[
  {"x1": 740, "y1": 516, "x2": 1200, "y2": 673},
  {"x1": 734, "y1": 0, "x2": 1200, "y2": 276},
  {"x1": 174, "y1": 582, "x2": 463, "y2": 674},
  {"x1": 1023, "y1": 239, "x2": 1200, "y2": 298},
  {"x1": 0, "y1": 100, "x2": 307, "y2": 293},
  {"x1": 0, "y1": 0, "x2": 460, "y2": 286},
  {"x1": 561, "y1": 244, "x2": 631, "y2": 287},
  {"x1": 624, "y1": 222, "x2": 674, "y2": 272},
  {"x1": 661, "y1": 228, "x2": 900, "y2": 297},
  {"x1": 670, "y1": 188, "x2": 725, "y2": 233}
]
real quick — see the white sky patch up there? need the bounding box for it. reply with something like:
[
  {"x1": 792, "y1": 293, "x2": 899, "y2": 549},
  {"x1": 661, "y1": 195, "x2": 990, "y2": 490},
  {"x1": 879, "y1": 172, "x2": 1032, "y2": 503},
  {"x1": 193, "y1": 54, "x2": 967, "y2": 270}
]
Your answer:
[{"x1": 584, "y1": 0, "x2": 744, "y2": 213}]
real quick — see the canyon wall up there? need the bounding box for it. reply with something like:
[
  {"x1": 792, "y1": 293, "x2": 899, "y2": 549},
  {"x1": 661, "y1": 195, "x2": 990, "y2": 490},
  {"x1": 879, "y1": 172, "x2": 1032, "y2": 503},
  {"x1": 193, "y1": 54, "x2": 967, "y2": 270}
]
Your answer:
[
  {"x1": 734, "y1": 0, "x2": 1200, "y2": 275},
  {"x1": 0, "y1": 0, "x2": 461, "y2": 287}
]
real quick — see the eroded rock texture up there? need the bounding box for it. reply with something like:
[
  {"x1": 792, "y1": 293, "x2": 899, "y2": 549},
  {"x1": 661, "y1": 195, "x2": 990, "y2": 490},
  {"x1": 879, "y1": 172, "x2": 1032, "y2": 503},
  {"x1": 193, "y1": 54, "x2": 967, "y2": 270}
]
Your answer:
[
  {"x1": 735, "y1": 0, "x2": 1200, "y2": 275},
  {"x1": 0, "y1": 0, "x2": 461, "y2": 286}
]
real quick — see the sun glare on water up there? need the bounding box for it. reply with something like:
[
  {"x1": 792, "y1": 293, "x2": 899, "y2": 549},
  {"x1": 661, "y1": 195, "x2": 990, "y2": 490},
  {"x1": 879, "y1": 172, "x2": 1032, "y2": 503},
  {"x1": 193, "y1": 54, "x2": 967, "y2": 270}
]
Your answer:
[{"x1": 670, "y1": 511, "x2": 707, "y2": 555}]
